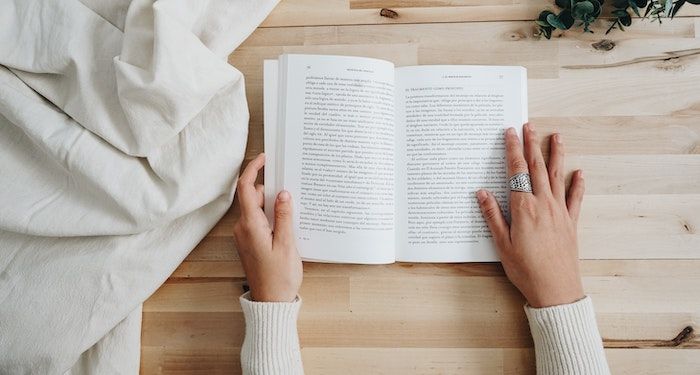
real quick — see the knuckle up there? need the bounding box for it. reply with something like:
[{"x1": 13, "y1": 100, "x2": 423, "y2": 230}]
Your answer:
[
  {"x1": 527, "y1": 131, "x2": 538, "y2": 143},
  {"x1": 509, "y1": 158, "x2": 528, "y2": 172},
  {"x1": 233, "y1": 223, "x2": 243, "y2": 239},
  {"x1": 236, "y1": 178, "x2": 246, "y2": 190},
  {"x1": 528, "y1": 156, "x2": 545, "y2": 171},
  {"x1": 549, "y1": 167, "x2": 561, "y2": 180},
  {"x1": 275, "y1": 207, "x2": 290, "y2": 220},
  {"x1": 483, "y1": 205, "x2": 500, "y2": 220},
  {"x1": 233, "y1": 224, "x2": 243, "y2": 241}
]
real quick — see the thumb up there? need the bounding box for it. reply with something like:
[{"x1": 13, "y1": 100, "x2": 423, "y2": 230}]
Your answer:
[
  {"x1": 476, "y1": 189, "x2": 511, "y2": 251},
  {"x1": 273, "y1": 190, "x2": 295, "y2": 247}
]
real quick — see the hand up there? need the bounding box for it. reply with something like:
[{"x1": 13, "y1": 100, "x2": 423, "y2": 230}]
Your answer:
[
  {"x1": 476, "y1": 123, "x2": 585, "y2": 308},
  {"x1": 233, "y1": 153, "x2": 303, "y2": 302}
]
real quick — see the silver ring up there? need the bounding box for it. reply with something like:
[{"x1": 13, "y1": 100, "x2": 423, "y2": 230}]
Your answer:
[{"x1": 509, "y1": 172, "x2": 533, "y2": 193}]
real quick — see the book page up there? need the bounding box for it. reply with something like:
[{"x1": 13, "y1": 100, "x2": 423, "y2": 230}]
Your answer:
[
  {"x1": 394, "y1": 65, "x2": 527, "y2": 262},
  {"x1": 265, "y1": 54, "x2": 397, "y2": 264}
]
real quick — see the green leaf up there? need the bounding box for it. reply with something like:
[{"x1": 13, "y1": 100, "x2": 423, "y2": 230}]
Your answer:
[
  {"x1": 612, "y1": 0, "x2": 628, "y2": 8},
  {"x1": 629, "y1": 0, "x2": 641, "y2": 16},
  {"x1": 543, "y1": 27, "x2": 553, "y2": 39},
  {"x1": 573, "y1": 1, "x2": 595, "y2": 19},
  {"x1": 620, "y1": 12, "x2": 632, "y2": 26},
  {"x1": 672, "y1": 0, "x2": 686, "y2": 17},
  {"x1": 590, "y1": 0, "x2": 603, "y2": 16},
  {"x1": 555, "y1": 0, "x2": 573, "y2": 9},
  {"x1": 559, "y1": 9, "x2": 575, "y2": 28},
  {"x1": 538, "y1": 10, "x2": 556, "y2": 22},
  {"x1": 546, "y1": 13, "x2": 567, "y2": 29}
]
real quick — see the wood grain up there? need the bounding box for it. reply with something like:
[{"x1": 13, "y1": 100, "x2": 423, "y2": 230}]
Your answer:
[{"x1": 141, "y1": 1, "x2": 700, "y2": 374}]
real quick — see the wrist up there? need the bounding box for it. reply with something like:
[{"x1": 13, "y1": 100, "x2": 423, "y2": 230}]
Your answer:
[
  {"x1": 250, "y1": 285, "x2": 298, "y2": 303},
  {"x1": 527, "y1": 288, "x2": 585, "y2": 308}
]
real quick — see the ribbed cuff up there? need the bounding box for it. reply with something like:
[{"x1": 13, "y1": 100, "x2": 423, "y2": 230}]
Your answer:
[
  {"x1": 239, "y1": 292, "x2": 304, "y2": 375},
  {"x1": 524, "y1": 296, "x2": 610, "y2": 375}
]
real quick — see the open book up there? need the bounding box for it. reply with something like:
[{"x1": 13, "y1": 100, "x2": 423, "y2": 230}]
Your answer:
[{"x1": 264, "y1": 54, "x2": 527, "y2": 264}]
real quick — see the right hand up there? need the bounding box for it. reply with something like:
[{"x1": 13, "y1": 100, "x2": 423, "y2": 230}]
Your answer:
[
  {"x1": 476, "y1": 123, "x2": 585, "y2": 308},
  {"x1": 233, "y1": 153, "x2": 303, "y2": 303}
]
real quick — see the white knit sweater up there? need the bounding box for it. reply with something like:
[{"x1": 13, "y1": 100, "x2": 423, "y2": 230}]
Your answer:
[{"x1": 239, "y1": 293, "x2": 610, "y2": 374}]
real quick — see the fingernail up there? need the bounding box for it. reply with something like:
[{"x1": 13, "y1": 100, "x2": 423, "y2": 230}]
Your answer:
[
  {"x1": 278, "y1": 190, "x2": 290, "y2": 202},
  {"x1": 505, "y1": 127, "x2": 516, "y2": 136},
  {"x1": 554, "y1": 133, "x2": 562, "y2": 144},
  {"x1": 476, "y1": 190, "x2": 488, "y2": 204},
  {"x1": 578, "y1": 170, "x2": 584, "y2": 179},
  {"x1": 526, "y1": 122, "x2": 535, "y2": 132}
]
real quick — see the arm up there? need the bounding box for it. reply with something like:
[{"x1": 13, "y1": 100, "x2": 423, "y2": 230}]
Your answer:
[
  {"x1": 234, "y1": 153, "x2": 305, "y2": 375},
  {"x1": 477, "y1": 124, "x2": 610, "y2": 374}
]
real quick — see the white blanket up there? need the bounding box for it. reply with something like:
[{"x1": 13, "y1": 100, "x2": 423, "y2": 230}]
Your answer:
[{"x1": 0, "y1": 0, "x2": 277, "y2": 373}]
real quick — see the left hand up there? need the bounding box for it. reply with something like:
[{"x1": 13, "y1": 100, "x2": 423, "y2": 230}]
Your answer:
[{"x1": 233, "y1": 153, "x2": 303, "y2": 302}]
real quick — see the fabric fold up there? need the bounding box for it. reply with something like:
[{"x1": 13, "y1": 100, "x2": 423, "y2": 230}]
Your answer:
[{"x1": 0, "y1": 0, "x2": 279, "y2": 373}]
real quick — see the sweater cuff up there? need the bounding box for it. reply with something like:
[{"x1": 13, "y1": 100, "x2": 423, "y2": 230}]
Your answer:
[
  {"x1": 239, "y1": 292, "x2": 304, "y2": 375},
  {"x1": 524, "y1": 296, "x2": 610, "y2": 375}
]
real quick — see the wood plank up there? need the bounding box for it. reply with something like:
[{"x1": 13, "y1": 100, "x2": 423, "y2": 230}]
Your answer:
[
  {"x1": 142, "y1": 310, "x2": 699, "y2": 350},
  {"x1": 144, "y1": 277, "x2": 350, "y2": 313},
  {"x1": 243, "y1": 20, "x2": 696, "y2": 49},
  {"x1": 532, "y1": 116, "x2": 700, "y2": 155},
  {"x1": 605, "y1": 348, "x2": 700, "y2": 375},
  {"x1": 261, "y1": 1, "x2": 700, "y2": 27},
  {"x1": 140, "y1": 346, "x2": 700, "y2": 375},
  {"x1": 141, "y1": 346, "x2": 239, "y2": 375},
  {"x1": 170, "y1": 258, "x2": 700, "y2": 280},
  {"x1": 351, "y1": 0, "x2": 512, "y2": 8},
  {"x1": 141, "y1": 312, "x2": 245, "y2": 348},
  {"x1": 302, "y1": 347, "x2": 505, "y2": 374}
]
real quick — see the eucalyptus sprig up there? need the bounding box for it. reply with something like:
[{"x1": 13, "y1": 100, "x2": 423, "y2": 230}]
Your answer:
[{"x1": 536, "y1": 0, "x2": 700, "y2": 39}]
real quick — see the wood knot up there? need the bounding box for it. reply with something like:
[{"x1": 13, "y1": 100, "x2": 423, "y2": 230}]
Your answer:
[
  {"x1": 656, "y1": 57, "x2": 685, "y2": 72},
  {"x1": 671, "y1": 326, "x2": 694, "y2": 346},
  {"x1": 380, "y1": 8, "x2": 399, "y2": 19},
  {"x1": 592, "y1": 39, "x2": 615, "y2": 51},
  {"x1": 680, "y1": 220, "x2": 694, "y2": 233},
  {"x1": 507, "y1": 32, "x2": 525, "y2": 41}
]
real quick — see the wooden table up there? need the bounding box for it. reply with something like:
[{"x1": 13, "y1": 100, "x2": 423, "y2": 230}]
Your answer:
[{"x1": 141, "y1": 1, "x2": 700, "y2": 373}]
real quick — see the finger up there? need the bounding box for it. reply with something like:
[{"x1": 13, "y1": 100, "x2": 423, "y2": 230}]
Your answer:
[
  {"x1": 255, "y1": 184, "x2": 264, "y2": 208},
  {"x1": 505, "y1": 127, "x2": 528, "y2": 176},
  {"x1": 567, "y1": 170, "x2": 585, "y2": 222},
  {"x1": 522, "y1": 123, "x2": 550, "y2": 196},
  {"x1": 476, "y1": 190, "x2": 511, "y2": 251},
  {"x1": 272, "y1": 190, "x2": 295, "y2": 248},
  {"x1": 505, "y1": 127, "x2": 530, "y2": 199},
  {"x1": 237, "y1": 153, "x2": 265, "y2": 215},
  {"x1": 548, "y1": 133, "x2": 566, "y2": 202}
]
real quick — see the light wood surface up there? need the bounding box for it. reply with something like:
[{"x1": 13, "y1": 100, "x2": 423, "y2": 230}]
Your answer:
[{"x1": 141, "y1": 1, "x2": 700, "y2": 374}]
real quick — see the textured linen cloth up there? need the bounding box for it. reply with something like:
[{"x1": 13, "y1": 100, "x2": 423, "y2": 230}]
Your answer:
[
  {"x1": 239, "y1": 294, "x2": 610, "y2": 374},
  {"x1": 0, "y1": 0, "x2": 278, "y2": 373}
]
